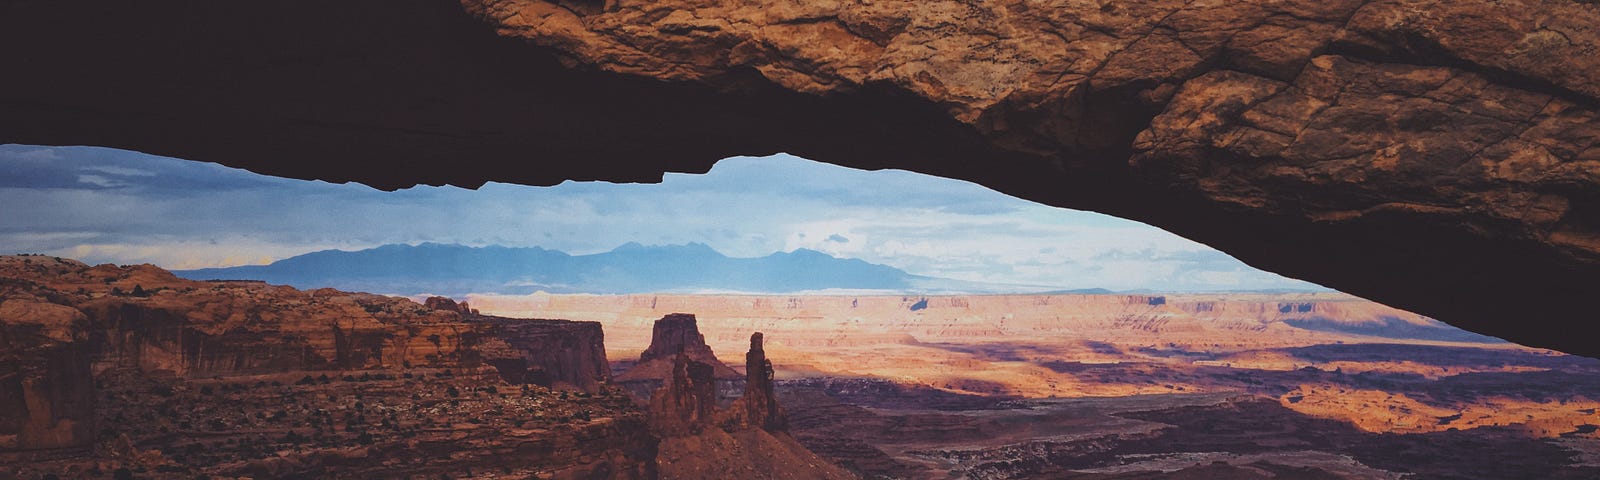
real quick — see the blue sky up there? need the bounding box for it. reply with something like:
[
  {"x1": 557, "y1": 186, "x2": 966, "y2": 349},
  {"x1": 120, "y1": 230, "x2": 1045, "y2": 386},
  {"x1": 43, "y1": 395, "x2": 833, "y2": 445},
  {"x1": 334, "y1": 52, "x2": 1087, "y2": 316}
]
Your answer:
[{"x1": 0, "y1": 144, "x2": 1324, "y2": 292}]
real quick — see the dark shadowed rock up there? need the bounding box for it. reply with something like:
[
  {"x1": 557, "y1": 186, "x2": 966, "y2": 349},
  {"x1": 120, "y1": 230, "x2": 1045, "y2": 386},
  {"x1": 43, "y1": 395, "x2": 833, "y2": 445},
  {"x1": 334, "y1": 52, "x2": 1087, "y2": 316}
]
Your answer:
[
  {"x1": 467, "y1": 316, "x2": 612, "y2": 393},
  {"x1": 616, "y1": 313, "x2": 743, "y2": 405},
  {"x1": 730, "y1": 332, "x2": 787, "y2": 432},
  {"x1": 648, "y1": 353, "x2": 719, "y2": 437},
  {"x1": 619, "y1": 313, "x2": 742, "y2": 382},
  {"x1": 640, "y1": 314, "x2": 718, "y2": 363},
  {"x1": 644, "y1": 327, "x2": 856, "y2": 479},
  {"x1": 0, "y1": 255, "x2": 658, "y2": 480},
  {"x1": 423, "y1": 296, "x2": 475, "y2": 314},
  {"x1": 4, "y1": 0, "x2": 1600, "y2": 355}
]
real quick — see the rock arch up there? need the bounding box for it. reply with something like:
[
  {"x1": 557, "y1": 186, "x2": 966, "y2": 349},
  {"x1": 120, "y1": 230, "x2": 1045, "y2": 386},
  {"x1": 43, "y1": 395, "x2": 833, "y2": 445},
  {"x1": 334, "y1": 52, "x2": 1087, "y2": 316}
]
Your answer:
[{"x1": 3, "y1": 0, "x2": 1597, "y2": 354}]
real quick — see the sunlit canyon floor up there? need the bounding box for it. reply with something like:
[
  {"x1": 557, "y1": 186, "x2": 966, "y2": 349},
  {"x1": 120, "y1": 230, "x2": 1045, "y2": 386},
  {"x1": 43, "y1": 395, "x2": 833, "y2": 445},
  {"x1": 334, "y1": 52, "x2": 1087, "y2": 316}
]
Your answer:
[
  {"x1": 472, "y1": 293, "x2": 1600, "y2": 479},
  {"x1": 7, "y1": 252, "x2": 1600, "y2": 479}
]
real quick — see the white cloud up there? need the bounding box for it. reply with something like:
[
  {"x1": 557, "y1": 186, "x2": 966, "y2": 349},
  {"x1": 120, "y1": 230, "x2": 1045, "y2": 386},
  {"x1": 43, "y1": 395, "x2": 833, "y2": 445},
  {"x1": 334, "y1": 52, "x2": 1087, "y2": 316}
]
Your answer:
[
  {"x1": 53, "y1": 238, "x2": 340, "y2": 270},
  {"x1": 81, "y1": 165, "x2": 156, "y2": 177},
  {"x1": 0, "y1": 147, "x2": 1327, "y2": 292},
  {"x1": 76, "y1": 174, "x2": 123, "y2": 188},
  {"x1": 3, "y1": 147, "x2": 62, "y2": 160}
]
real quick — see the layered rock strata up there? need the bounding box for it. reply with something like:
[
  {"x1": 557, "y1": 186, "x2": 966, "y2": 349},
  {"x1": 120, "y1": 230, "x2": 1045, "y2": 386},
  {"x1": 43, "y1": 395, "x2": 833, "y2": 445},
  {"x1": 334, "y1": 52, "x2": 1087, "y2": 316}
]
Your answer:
[
  {"x1": 470, "y1": 315, "x2": 613, "y2": 392},
  {"x1": 615, "y1": 313, "x2": 743, "y2": 403},
  {"x1": 0, "y1": 256, "x2": 656, "y2": 478},
  {"x1": 637, "y1": 313, "x2": 737, "y2": 375},
  {"x1": 645, "y1": 329, "x2": 854, "y2": 479},
  {"x1": 729, "y1": 333, "x2": 786, "y2": 432},
  {"x1": 648, "y1": 354, "x2": 719, "y2": 437},
  {"x1": 4, "y1": 0, "x2": 1600, "y2": 355}
]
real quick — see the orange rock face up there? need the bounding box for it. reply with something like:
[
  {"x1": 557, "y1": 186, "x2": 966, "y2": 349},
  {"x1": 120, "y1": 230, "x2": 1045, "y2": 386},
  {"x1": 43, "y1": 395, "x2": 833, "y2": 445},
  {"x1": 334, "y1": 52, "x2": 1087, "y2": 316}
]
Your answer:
[
  {"x1": 472, "y1": 291, "x2": 1495, "y2": 396},
  {"x1": 636, "y1": 326, "x2": 854, "y2": 479},
  {"x1": 648, "y1": 354, "x2": 719, "y2": 437},
  {"x1": 451, "y1": 0, "x2": 1600, "y2": 358},
  {"x1": 728, "y1": 333, "x2": 786, "y2": 433},
  {"x1": 472, "y1": 290, "x2": 1600, "y2": 480},
  {"x1": 613, "y1": 313, "x2": 745, "y2": 407},
  {"x1": 423, "y1": 295, "x2": 476, "y2": 315},
  {"x1": 4, "y1": 0, "x2": 1600, "y2": 358},
  {"x1": 0, "y1": 256, "x2": 656, "y2": 478},
  {"x1": 632, "y1": 313, "x2": 740, "y2": 380},
  {"x1": 0, "y1": 257, "x2": 614, "y2": 390}
]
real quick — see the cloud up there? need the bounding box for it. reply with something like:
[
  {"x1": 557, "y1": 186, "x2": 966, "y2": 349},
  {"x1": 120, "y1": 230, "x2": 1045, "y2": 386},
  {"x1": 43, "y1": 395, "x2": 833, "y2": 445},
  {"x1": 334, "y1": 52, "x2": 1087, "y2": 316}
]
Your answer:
[
  {"x1": 3, "y1": 147, "x2": 62, "y2": 160},
  {"x1": 56, "y1": 238, "x2": 314, "y2": 269},
  {"x1": 76, "y1": 174, "x2": 124, "y2": 188},
  {"x1": 81, "y1": 165, "x2": 156, "y2": 177},
  {"x1": 0, "y1": 144, "x2": 285, "y2": 193},
  {"x1": 0, "y1": 146, "x2": 1328, "y2": 292}
]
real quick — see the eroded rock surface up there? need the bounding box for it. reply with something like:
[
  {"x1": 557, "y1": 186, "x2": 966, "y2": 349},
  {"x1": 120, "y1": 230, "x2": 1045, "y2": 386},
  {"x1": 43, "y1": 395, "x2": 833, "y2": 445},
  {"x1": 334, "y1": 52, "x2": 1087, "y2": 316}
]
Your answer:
[
  {"x1": 2, "y1": 0, "x2": 1599, "y2": 355},
  {"x1": 648, "y1": 354, "x2": 719, "y2": 436},
  {"x1": 0, "y1": 256, "x2": 656, "y2": 478},
  {"x1": 456, "y1": 0, "x2": 1600, "y2": 357},
  {"x1": 638, "y1": 313, "x2": 734, "y2": 373},
  {"x1": 471, "y1": 316, "x2": 615, "y2": 391},
  {"x1": 644, "y1": 329, "x2": 855, "y2": 479},
  {"x1": 424, "y1": 296, "x2": 477, "y2": 315},
  {"x1": 615, "y1": 313, "x2": 744, "y2": 403},
  {"x1": 729, "y1": 333, "x2": 787, "y2": 432}
]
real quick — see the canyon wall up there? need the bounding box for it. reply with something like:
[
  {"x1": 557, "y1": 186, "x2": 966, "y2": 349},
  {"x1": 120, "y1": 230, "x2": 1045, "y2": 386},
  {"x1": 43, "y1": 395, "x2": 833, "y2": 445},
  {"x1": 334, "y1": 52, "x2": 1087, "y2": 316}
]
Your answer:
[
  {"x1": 0, "y1": 298, "x2": 94, "y2": 450},
  {"x1": 469, "y1": 316, "x2": 612, "y2": 392},
  {"x1": 2, "y1": 0, "x2": 1598, "y2": 355},
  {"x1": 471, "y1": 292, "x2": 1483, "y2": 359},
  {"x1": 0, "y1": 255, "x2": 652, "y2": 478}
]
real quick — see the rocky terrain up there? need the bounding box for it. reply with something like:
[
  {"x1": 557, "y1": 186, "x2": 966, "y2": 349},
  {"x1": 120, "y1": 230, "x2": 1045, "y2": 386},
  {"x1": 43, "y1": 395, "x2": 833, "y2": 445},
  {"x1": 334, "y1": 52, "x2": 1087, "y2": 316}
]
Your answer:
[
  {"x1": 613, "y1": 313, "x2": 744, "y2": 404},
  {"x1": 620, "y1": 316, "x2": 854, "y2": 479},
  {"x1": 478, "y1": 292, "x2": 1600, "y2": 478},
  {"x1": 8, "y1": 257, "x2": 1600, "y2": 478},
  {"x1": 0, "y1": 255, "x2": 657, "y2": 478},
  {"x1": 471, "y1": 292, "x2": 1502, "y2": 374},
  {"x1": 6, "y1": 0, "x2": 1600, "y2": 356},
  {"x1": 2, "y1": 257, "x2": 875, "y2": 479}
]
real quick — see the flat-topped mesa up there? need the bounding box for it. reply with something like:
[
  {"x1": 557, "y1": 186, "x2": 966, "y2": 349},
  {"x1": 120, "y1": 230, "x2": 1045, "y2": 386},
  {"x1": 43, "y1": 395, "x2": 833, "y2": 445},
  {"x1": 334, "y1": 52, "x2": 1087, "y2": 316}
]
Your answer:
[
  {"x1": 615, "y1": 314, "x2": 742, "y2": 399},
  {"x1": 639, "y1": 313, "x2": 718, "y2": 363},
  {"x1": 466, "y1": 316, "x2": 612, "y2": 393},
  {"x1": 730, "y1": 332, "x2": 787, "y2": 432}
]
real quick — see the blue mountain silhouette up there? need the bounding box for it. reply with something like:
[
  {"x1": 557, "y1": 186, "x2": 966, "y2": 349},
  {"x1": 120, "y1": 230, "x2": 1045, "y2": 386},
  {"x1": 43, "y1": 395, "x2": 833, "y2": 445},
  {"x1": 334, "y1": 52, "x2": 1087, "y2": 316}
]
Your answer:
[{"x1": 175, "y1": 242, "x2": 920, "y2": 296}]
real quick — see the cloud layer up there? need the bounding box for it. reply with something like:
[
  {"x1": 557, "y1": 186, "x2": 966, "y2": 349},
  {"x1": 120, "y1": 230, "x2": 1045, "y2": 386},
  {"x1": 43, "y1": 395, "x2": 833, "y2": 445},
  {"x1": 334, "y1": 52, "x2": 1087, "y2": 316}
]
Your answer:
[{"x1": 0, "y1": 144, "x2": 1324, "y2": 291}]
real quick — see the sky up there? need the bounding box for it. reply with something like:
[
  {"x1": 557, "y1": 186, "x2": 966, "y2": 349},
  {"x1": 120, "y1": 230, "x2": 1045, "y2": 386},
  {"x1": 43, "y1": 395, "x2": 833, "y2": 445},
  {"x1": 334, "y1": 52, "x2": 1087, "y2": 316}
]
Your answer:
[{"x1": 0, "y1": 144, "x2": 1325, "y2": 292}]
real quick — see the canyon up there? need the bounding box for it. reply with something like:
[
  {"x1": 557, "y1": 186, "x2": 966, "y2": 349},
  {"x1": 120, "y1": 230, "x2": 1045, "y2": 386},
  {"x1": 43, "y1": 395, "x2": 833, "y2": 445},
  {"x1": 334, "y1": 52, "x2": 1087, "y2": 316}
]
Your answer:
[
  {"x1": 4, "y1": 0, "x2": 1600, "y2": 356},
  {"x1": 473, "y1": 292, "x2": 1600, "y2": 478},
  {"x1": 0, "y1": 256, "x2": 855, "y2": 479},
  {"x1": 0, "y1": 255, "x2": 658, "y2": 478},
  {"x1": 624, "y1": 319, "x2": 853, "y2": 479},
  {"x1": 8, "y1": 1, "x2": 1598, "y2": 475},
  {"x1": 8, "y1": 256, "x2": 1600, "y2": 478}
]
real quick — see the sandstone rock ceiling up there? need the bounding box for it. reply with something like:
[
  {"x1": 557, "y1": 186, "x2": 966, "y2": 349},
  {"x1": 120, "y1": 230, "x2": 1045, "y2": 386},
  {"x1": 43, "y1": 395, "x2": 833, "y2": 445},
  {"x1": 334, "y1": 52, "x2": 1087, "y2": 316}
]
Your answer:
[{"x1": 2, "y1": 0, "x2": 1597, "y2": 355}]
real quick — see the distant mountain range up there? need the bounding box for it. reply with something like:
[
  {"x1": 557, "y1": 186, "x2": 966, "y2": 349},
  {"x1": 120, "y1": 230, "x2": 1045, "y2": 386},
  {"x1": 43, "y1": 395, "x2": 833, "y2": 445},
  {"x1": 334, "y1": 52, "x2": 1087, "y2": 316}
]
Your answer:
[{"x1": 176, "y1": 242, "x2": 955, "y2": 296}]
